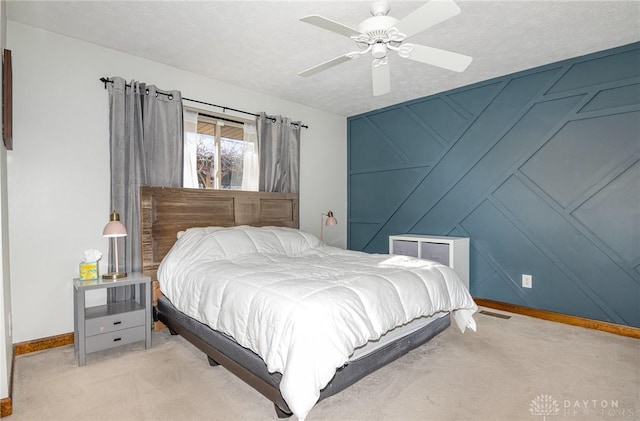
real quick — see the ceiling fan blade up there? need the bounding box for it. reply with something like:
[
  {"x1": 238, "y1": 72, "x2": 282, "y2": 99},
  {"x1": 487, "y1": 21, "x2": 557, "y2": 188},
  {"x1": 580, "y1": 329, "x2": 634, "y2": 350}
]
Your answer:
[
  {"x1": 402, "y1": 44, "x2": 472, "y2": 72},
  {"x1": 394, "y1": 0, "x2": 461, "y2": 40},
  {"x1": 299, "y1": 54, "x2": 354, "y2": 77},
  {"x1": 372, "y1": 60, "x2": 390, "y2": 96},
  {"x1": 300, "y1": 15, "x2": 362, "y2": 38}
]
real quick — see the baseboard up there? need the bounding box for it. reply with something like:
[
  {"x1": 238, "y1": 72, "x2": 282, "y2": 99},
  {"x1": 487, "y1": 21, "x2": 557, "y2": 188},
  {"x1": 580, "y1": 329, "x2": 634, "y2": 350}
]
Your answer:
[
  {"x1": 1, "y1": 346, "x2": 15, "y2": 417},
  {"x1": 14, "y1": 332, "x2": 74, "y2": 356},
  {"x1": 474, "y1": 298, "x2": 640, "y2": 339},
  {"x1": 1, "y1": 395, "x2": 11, "y2": 417},
  {"x1": 5, "y1": 333, "x2": 74, "y2": 417}
]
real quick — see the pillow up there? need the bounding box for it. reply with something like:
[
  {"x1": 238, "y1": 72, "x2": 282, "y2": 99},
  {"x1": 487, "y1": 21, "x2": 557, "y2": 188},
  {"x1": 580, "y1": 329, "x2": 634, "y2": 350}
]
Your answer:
[{"x1": 167, "y1": 226, "x2": 321, "y2": 262}]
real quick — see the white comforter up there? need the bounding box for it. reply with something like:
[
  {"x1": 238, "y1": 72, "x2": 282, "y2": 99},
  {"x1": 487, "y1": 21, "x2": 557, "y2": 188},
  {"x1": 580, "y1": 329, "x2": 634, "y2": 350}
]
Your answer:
[{"x1": 158, "y1": 226, "x2": 477, "y2": 420}]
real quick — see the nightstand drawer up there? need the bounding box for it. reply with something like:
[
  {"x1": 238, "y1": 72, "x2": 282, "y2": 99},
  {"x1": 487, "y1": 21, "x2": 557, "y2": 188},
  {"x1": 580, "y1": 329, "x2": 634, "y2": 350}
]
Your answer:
[
  {"x1": 85, "y1": 325, "x2": 146, "y2": 353},
  {"x1": 85, "y1": 308, "x2": 145, "y2": 336}
]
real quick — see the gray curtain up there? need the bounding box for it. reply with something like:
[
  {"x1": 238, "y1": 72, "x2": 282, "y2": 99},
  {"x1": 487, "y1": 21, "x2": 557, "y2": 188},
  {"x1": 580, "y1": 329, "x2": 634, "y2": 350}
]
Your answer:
[
  {"x1": 257, "y1": 112, "x2": 301, "y2": 193},
  {"x1": 107, "y1": 77, "x2": 183, "y2": 273}
]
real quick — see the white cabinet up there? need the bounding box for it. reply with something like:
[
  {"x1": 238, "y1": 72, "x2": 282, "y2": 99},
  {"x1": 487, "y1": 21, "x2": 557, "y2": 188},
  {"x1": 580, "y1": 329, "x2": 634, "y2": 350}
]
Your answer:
[{"x1": 389, "y1": 234, "x2": 470, "y2": 289}]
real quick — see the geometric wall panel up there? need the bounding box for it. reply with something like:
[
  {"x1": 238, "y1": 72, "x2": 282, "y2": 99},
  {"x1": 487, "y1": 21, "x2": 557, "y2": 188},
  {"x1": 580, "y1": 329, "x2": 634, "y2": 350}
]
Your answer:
[
  {"x1": 447, "y1": 81, "x2": 503, "y2": 116},
  {"x1": 348, "y1": 117, "x2": 407, "y2": 171},
  {"x1": 368, "y1": 108, "x2": 444, "y2": 162},
  {"x1": 412, "y1": 94, "x2": 585, "y2": 234},
  {"x1": 406, "y1": 98, "x2": 469, "y2": 143},
  {"x1": 467, "y1": 240, "x2": 504, "y2": 296},
  {"x1": 580, "y1": 83, "x2": 640, "y2": 113},
  {"x1": 349, "y1": 222, "x2": 383, "y2": 251},
  {"x1": 348, "y1": 42, "x2": 640, "y2": 327},
  {"x1": 520, "y1": 111, "x2": 640, "y2": 208},
  {"x1": 461, "y1": 199, "x2": 617, "y2": 323},
  {"x1": 494, "y1": 176, "x2": 638, "y2": 326},
  {"x1": 348, "y1": 65, "x2": 564, "y2": 253},
  {"x1": 573, "y1": 161, "x2": 640, "y2": 263},
  {"x1": 350, "y1": 167, "x2": 428, "y2": 221},
  {"x1": 547, "y1": 48, "x2": 640, "y2": 95}
]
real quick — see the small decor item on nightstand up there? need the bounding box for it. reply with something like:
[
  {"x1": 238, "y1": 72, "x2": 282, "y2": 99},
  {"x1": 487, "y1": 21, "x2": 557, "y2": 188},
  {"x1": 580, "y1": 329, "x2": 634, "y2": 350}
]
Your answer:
[
  {"x1": 79, "y1": 249, "x2": 102, "y2": 280},
  {"x1": 102, "y1": 211, "x2": 128, "y2": 279}
]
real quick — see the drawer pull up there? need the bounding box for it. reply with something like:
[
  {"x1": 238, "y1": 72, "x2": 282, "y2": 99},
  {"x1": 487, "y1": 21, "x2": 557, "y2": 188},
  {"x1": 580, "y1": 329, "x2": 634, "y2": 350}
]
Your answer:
[
  {"x1": 113, "y1": 321, "x2": 122, "y2": 325},
  {"x1": 113, "y1": 337, "x2": 122, "y2": 342}
]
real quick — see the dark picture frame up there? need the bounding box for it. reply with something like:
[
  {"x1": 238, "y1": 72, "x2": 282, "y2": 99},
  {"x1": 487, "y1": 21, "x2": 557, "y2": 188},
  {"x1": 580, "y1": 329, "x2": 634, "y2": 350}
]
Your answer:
[{"x1": 2, "y1": 49, "x2": 12, "y2": 150}]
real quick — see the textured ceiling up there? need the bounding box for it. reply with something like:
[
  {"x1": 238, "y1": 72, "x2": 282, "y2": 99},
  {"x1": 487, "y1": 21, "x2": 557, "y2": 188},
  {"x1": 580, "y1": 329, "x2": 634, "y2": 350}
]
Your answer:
[{"x1": 7, "y1": 1, "x2": 640, "y2": 117}]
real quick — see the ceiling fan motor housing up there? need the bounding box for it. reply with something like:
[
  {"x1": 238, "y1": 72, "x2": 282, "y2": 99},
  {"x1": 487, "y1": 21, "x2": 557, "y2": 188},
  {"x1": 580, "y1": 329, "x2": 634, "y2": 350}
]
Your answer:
[{"x1": 357, "y1": 16, "x2": 400, "y2": 40}]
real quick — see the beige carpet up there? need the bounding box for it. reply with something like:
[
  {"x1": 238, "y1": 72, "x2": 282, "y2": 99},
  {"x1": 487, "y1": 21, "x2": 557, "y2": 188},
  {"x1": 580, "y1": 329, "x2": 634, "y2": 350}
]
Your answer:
[{"x1": 9, "y1": 309, "x2": 640, "y2": 421}]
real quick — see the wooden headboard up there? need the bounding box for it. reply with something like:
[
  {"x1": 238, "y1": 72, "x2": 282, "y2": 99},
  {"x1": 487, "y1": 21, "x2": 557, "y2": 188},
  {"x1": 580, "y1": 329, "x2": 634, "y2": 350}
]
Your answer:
[{"x1": 140, "y1": 186, "x2": 299, "y2": 282}]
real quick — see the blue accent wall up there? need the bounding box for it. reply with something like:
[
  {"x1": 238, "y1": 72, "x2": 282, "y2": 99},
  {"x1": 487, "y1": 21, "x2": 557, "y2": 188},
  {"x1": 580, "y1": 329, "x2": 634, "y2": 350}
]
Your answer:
[{"x1": 347, "y1": 42, "x2": 640, "y2": 327}]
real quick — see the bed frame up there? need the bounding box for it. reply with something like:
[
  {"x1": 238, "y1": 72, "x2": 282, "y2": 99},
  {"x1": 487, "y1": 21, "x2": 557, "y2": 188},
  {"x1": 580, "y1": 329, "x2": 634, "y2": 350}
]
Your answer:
[{"x1": 140, "y1": 186, "x2": 451, "y2": 418}]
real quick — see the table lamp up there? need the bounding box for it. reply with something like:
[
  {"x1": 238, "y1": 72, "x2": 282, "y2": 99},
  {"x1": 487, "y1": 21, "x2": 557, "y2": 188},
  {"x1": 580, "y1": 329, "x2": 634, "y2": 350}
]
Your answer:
[
  {"x1": 102, "y1": 211, "x2": 127, "y2": 279},
  {"x1": 320, "y1": 211, "x2": 338, "y2": 241}
]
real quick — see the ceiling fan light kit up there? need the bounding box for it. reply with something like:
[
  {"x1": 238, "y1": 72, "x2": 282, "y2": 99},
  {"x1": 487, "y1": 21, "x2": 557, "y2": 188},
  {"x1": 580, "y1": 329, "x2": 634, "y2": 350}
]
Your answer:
[{"x1": 299, "y1": 0, "x2": 473, "y2": 96}]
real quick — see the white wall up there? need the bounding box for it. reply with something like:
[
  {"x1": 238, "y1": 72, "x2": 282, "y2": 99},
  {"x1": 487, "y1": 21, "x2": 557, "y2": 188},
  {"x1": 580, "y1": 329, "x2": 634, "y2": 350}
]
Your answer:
[
  {"x1": 0, "y1": 0, "x2": 11, "y2": 401},
  {"x1": 7, "y1": 21, "x2": 346, "y2": 343}
]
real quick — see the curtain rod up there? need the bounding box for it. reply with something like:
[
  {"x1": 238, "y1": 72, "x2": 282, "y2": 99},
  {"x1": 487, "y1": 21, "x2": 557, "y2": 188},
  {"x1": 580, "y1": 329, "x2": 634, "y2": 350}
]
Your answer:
[
  {"x1": 197, "y1": 112, "x2": 245, "y2": 126},
  {"x1": 99, "y1": 77, "x2": 309, "y2": 129}
]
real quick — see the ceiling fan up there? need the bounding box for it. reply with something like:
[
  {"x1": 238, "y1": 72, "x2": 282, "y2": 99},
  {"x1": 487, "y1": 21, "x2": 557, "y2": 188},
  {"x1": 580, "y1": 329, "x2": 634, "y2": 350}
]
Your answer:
[{"x1": 298, "y1": 0, "x2": 472, "y2": 96}]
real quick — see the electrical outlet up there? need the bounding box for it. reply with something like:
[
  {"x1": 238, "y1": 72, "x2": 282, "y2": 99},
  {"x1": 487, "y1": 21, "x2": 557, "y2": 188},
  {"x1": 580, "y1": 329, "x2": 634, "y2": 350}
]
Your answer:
[{"x1": 522, "y1": 274, "x2": 533, "y2": 288}]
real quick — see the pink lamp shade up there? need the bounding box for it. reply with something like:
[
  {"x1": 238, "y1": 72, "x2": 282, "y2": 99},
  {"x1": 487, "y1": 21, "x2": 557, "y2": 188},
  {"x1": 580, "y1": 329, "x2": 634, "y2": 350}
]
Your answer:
[
  {"x1": 102, "y1": 211, "x2": 128, "y2": 237},
  {"x1": 320, "y1": 210, "x2": 338, "y2": 241},
  {"x1": 325, "y1": 211, "x2": 337, "y2": 226}
]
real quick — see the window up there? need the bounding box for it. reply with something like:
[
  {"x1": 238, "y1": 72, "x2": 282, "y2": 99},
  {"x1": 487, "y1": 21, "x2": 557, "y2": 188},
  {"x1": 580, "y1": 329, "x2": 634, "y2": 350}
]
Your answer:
[{"x1": 183, "y1": 109, "x2": 258, "y2": 190}]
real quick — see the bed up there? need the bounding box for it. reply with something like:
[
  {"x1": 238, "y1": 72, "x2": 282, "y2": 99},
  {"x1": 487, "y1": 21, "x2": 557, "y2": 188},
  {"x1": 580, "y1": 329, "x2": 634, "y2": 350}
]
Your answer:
[{"x1": 141, "y1": 186, "x2": 477, "y2": 420}]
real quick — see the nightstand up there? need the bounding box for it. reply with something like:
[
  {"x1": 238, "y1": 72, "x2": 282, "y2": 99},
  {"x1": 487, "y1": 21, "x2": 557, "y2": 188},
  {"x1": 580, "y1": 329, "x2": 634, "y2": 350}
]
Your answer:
[
  {"x1": 389, "y1": 234, "x2": 470, "y2": 289},
  {"x1": 73, "y1": 272, "x2": 152, "y2": 366}
]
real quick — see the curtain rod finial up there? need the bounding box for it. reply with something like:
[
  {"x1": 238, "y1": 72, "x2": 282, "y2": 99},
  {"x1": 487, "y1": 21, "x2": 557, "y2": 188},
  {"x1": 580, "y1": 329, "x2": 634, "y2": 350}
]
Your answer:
[{"x1": 99, "y1": 77, "x2": 110, "y2": 89}]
